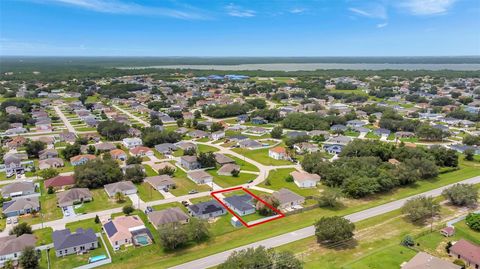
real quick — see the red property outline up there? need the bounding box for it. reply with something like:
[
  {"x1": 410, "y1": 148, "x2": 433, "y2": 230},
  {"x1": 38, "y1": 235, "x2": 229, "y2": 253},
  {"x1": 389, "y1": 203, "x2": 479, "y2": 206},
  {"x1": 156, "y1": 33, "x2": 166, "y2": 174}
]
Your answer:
[{"x1": 211, "y1": 186, "x2": 285, "y2": 228}]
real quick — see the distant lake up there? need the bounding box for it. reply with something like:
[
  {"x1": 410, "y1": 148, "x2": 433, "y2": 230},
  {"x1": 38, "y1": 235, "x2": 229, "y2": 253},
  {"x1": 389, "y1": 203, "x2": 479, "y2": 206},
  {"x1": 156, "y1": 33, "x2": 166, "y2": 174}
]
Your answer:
[{"x1": 120, "y1": 63, "x2": 480, "y2": 71}]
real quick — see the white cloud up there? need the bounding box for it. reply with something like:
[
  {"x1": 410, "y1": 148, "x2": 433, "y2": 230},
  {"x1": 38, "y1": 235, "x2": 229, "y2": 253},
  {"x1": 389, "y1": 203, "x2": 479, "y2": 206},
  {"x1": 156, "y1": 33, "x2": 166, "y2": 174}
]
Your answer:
[
  {"x1": 37, "y1": 0, "x2": 207, "y2": 19},
  {"x1": 290, "y1": 8, "x2": 306, "y2": 14},
  {"x1": 225, "y1": 3, "x2": 255, "y2": 17},
  {"x1": 349, "y1": 5, "x2": 387, "y2": 19},
  {"x1": 398, "y1": 0, "x2": 457, "y2": 15},
  {"x1": 377, "y1": 22, "x2": 388, "y2": 28}
]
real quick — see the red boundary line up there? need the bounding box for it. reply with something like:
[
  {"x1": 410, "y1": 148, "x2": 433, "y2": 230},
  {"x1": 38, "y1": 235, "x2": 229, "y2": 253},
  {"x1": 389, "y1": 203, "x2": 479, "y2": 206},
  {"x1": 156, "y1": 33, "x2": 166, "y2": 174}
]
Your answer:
[{"x1": 211, "y1": 187, "x2": 285, "y2": 228}]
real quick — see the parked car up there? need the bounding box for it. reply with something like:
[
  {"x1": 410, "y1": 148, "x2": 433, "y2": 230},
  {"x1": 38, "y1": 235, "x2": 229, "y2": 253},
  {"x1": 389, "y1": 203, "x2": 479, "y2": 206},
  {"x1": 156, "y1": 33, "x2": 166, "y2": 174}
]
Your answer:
[
  {"x1": 6, "y1": 218, "x2": 11, "y2": 224},
  {"x1": 188, "y1": 190, "x2": 198, "y2": 194},
  {"x1": 181, "y1": 200, "x2": 189, "y2": 207},
  {"x1": 146, "y1": 206, "x2": 153, "y2": 213}
]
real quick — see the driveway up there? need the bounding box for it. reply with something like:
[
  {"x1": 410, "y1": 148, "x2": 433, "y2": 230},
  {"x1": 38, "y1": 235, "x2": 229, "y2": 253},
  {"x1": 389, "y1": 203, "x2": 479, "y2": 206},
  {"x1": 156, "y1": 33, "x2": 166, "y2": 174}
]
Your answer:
[
  {"x1": 62, "y1": 206, "x2": 76, "y2": 218},
  {"x1": 127, "y1": 193, "x2": 143, "y2": 209},
  {"x1": 159, "y1": 189, "x2": 175, "y2": 199}
]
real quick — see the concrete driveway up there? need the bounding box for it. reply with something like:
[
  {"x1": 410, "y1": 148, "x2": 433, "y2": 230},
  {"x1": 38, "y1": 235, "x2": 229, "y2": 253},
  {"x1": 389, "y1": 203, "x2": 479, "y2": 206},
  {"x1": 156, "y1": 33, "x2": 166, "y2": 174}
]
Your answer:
[{"x1": 62, "y1": 206, "x2": 76, "y2": 218}]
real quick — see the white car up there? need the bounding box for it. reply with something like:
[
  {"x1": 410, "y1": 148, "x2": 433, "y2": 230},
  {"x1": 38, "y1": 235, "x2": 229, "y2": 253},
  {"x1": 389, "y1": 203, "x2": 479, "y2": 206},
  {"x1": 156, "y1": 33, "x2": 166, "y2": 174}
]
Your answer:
[{"x1": 6, "y1": 218, "x2": 11, "y2": 224}]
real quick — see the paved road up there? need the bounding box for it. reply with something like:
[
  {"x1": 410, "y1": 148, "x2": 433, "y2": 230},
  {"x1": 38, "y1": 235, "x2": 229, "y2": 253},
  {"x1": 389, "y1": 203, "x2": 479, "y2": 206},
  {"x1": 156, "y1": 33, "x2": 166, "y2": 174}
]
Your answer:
[
  {"x1": 53, "y1": 106, "x2": 77, "y2": 134},
  {"x1": 170, "y1": 175, "x2": 480, "y2": 269},
  {"x1": 113, "y1": 104, "x2": 150, "y2": 127}
]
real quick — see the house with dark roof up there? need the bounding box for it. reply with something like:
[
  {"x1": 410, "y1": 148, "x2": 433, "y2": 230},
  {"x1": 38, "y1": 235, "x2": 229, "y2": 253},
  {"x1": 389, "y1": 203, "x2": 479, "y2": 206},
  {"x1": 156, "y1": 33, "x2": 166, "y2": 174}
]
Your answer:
[
  {"x1": 0, "y1": 234, "x2": 37, "y2": 266},
  {"x1": 44, "y1": 175, "x2": 75, "y2": 190},
  {"x1": 214, "y1": 153, "x2": 235, "y2": 166},
  {"x1": 56, "y1": 188, "x2": 93, "y2": 207},
  {"x1": 188, "y1": 200, "x2": 226, "y2": 219},
  {"x1": 1, "y1": 181, "x2": 35, "y2": 198},
  {"x1": 147, "y1": 207, "x2": 189, "y2": 229},
  {"x1": 52, "y1": 228, "x2": 98, "y2": 257},
  {"x1": 224, "y1": 194, "x2": 255, "y2": 216}
]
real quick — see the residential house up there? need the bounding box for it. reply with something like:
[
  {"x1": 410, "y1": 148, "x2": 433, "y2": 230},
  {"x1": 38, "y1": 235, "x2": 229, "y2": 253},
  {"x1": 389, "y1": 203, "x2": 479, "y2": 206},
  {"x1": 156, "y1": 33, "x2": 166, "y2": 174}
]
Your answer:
[
  {"x1": 214, "y1": 153, "x2": 235, "y2": 166},
  {"x1": 251, "y1": 117, "x2": 267, "y2": 125},
  {"x1": 59, "y1": 132, "x2": 76, "y2": 143},
  {"x1": 269, "y1": 147, "x2": 289, "y2": 160},
  {"x1": 154, "y1": 143, "x2": 177, "y2": 155},
  {"x1": 188, "y1": 200, "x2": 226, "y2": 220},
  {"x1": 308, "y1": 130, "x2": 330, "y2": 140},
  {"x1": 450, "y1": 239, "x2": 480, "y2": 269},
  {"x1": 331, "y1": 124, "x2": 348, "y2": 132},
  {"x1": 2, "y1": 197, "x2": 40, "y2": 217},
  {"x1": 218, "y1": 164, "x2": 240, "y2": 176},
  {"x1": 103, "y1": 215, "x2": 153, "y2": 251},
  {"x1": 6, "y1": 136, "x2": 26, "y2": 150},
  {"x1": 56, "y1": 188, "x2": 93, "y2": 207},
  {"x1": 346, "y1": 120, "x2": 366, "y2": 128},
  {"x1": 145, "y1": 175, "x2": 176, "y2": 191},
  {"x1": 52, "y1": 228, "x2": 98, "y2": 257},
  {"x1": 224, "y1": 194, "x2": 255, "y2": 216},
  {"x1": 294, "y1": 142, "x2": 319, "y2": 154},
  {"x1": 212, "y1": 131, "x2": 225, "y2": 140},
  {"x1": 39, "y1": 149, "x2": 58, "y2": 160},
  {"x1": 290, "y1": 171, "x2": 321, "y2": 188},
  {"x1": 440, "y1": 226, "x2": 455, "y2": 237},
  {"x1": 122, "y1": 138, "x2": 143, "y2": 149},
  {"x1": 1, "y1": 181, "x2": 36, "y2": 199},
  {"x1": 130, "y1": 146, "x2": 154, "y2": 157},
  {"x1": 272, "y1": 188, "x2": 305, "y2": 210},
  {"x1": 44, "y1": 175, "x2": 75, "y2": 190},
  {"x1": 180, "y1": 156, "x2": 201, "y2": 170},
  {"x1": 401, "y1": 252, "x2": 460, "y2": 269},
  {"x1": 104, "y1": 181, "x2": 137, "y2": 197},
  {"x1": 147, "y1": 208, "x2": 189, "y2": 229},
  {"x1": 109, "y1": 149, "x2": 127, "y2": 161},
  {"x1": 38, "y1": 158, "x2": 65, "y2": 170},
  {"x1": 70, "y1": 154, "x2": 96, "y2": 166},
  {"x1": 0, "y1": 234, "x2": 37, "y2": 266},
  {"x1": 187, "y1": 170, "x2": 213, "y2": 184},
  {"x1": 238, "y1": 139, "x2": 263, "y2": 149},
  {"x1": 188, "y1": 130, "x2": 210, "y2": 139},
  {"x1": 175, "y1": 141, "x2": 196, "y2": 151}
]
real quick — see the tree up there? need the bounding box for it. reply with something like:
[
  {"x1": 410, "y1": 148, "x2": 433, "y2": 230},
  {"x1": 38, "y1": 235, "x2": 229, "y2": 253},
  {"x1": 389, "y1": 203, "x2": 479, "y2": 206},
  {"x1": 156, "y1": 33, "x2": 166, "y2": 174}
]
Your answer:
[
  {"x1": 126, "y1": 156, "x2": 142, "y2": 165},
  {"x1": 464, "y1": 148, "x2": 475, "y2": 161},
  {"x1": 19, "y1": 246, "x2": 39, "y2": 269},
  {"x1": 194, "y1": 110, "x2": 201, "y2": 119},
  {"x1": 318, "y1": 188, "x2": 343, "y2": 208},
  {"x1": 176, "y1": 118, "x2": 184, "y2": 127},
  {"x1": 39, "y1": 168, "x2": 59, "y2": 180},
  {"x1": 25, "y1": 140, "x2": 46, "y2": 158},
  {"x1": 184, "y1": 147, "x2": 197, "y2": 156},
  {"x1": 256, "y1": 194, "x2": 279, "y2": 216},
  {"x1": 94, "y1": 215, "x2": 100, "y2": 224},
  {"x1": 115, "y1": 192, "x2": 126, "y2": 203},
  {"x1": 9, "y1": 222, "x2": 33, "y2": 236},
  {"x1": 401, "y1": 235, "x2": 415, "y2": 247},
  {"x1": 97, "y1": 120, "x2": 130, "y2": 140},
  {"x1": 210, "y1": 122, "x2": 224, "y2": 132},
  {"x1": 314, "y1": 216, "x2": 355, "y2": 245},
  {"x1": 86, "y1": 145, "x2": 96, "y2": 155},
  {"x1": 122, "y1": 205, "x2": 134, "y2": 215},
  {"x1": 442, "y1": 184, "x2": 478, "y2": 207},
  {"x1": 466, "y1": 213, "x2": 480, "y2": 231},
  {"x1": 74, "y1": 159, "x2": 124, "y2": 188},
  {"x1": 270, "y1": 126, "x2": 283, "y2": 139},
  {"x1": 124, "y1": 164, "x2": 146, "y2": 184},
  {"x1": 158, "y1": 166, "x2": 175, "y2": 176},
  {"x1": 141, "y1": 128, "x2": 181, "y2": 148},
  {"x1": 47, "y1": 186, "x2": 54, "y2": 194},
  {"x1": 231, "y1": 169, "x2": 240, "y2": 177},
  {"x1": 187, "y1": 218, "x2": 210, "y2": 242},
  {"x1": 61, "y1": 143, "x2": 81, "y2": 160},
  {"x1": 401, "y1": 196, "x2": 439, "y2": 223},
  {"x1": 158, "y1": 223, "x2": 189, "y2": 250},
  {"x1": 2, "y1": 259, "x2": 14, "y2": 269},
  {"x1": 219, "y1": 246, "x2": 301, "y2": 269},
  {"x1": 198, "y1": 152, "x2": 216, "y2": 168}
]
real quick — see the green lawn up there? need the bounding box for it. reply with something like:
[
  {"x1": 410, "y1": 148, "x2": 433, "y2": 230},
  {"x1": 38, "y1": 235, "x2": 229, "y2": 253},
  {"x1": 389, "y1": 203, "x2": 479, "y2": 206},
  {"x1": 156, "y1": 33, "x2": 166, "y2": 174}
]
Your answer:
[
  {"x1": 169, "y1": 166, "x2": 211, "y2": 196},
  {"x1": 152, "y1": 202, "x2": 186, "y2": 212},
  {"x1": 144, "y1": 164, "x2": 158, "y2": 177},
  {"x1": 258, "y1": 168, "x2": 325, "y2": 197},
  {"x1": 224, "y1": 154, "x2": 259, "y2": 172},
  {"x1": 197, "y1": 144, "x2": 220, "y2": 153},
  {"x1": 75, "y1": 189, "x2": 131, "y2": 214},
  {"x1": 365, "y1": 132, "x2": 381, "y2": 139},
  {"x1": 207, "y1": 169, "x2": 255, "y2": 188},
  {"x1": 18, "y1": 182, "x2": 63, "y2": 225},
  {"x1": 232, "y1": 147, "x2": 293, "y2": 166},
  {"x1": 137, "y1": 182, "x2": 164, "y2": 202},
  {"x1": 34, "y1": 227, "x2": 54, "y2": 246},
  {"x1": 48, "y1": 239, "x2": 108, "y2": 269},
  {"x1": 66, "y1": 218, "x2": 102, "y2": 233}
]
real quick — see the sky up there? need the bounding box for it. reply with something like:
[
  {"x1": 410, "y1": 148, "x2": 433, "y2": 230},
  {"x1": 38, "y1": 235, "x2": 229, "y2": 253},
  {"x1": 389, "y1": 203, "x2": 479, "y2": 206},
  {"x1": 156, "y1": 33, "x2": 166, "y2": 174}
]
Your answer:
[{"x1": 0, "y1": 0, "x2": 479, "y2": 56}]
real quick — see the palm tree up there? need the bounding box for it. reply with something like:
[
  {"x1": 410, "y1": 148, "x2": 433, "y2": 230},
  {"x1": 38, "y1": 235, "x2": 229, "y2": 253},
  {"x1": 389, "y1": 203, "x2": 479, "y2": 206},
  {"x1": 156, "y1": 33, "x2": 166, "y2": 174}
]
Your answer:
[{"x1": 114, "y1": 192, "x2": 125, "y2": 203}]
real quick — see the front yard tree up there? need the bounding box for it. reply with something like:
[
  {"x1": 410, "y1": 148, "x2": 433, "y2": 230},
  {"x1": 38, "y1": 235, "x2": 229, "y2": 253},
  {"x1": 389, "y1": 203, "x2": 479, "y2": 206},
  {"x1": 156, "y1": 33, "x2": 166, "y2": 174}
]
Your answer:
[
  {"x1": 219, "y1": 246, "x2": 302, "y2": 269},
  {"x1": 442, "y1": 184, "x2": 478, "y2": 207},
  {"x1": 39, "y1": 168, "x2": 59, "y2": 180},
  {"x1": 115, "y1": 192, "x2": 126, "y2": 203},
  {"x1": 256, "y1": 194, "x2": 279, "y2": 216},
  {"x1": 466, "y1": 213, "x2": 480, "y2": 231},
  {"x1": 126, "y1": 156, "x2": 142, "y2": 165},
  {"x1": 210, "y1": 122, "x2": 224, "y2": 132},
  {"x1": 25, "y1": 140, "x2": 46, "y2": 158},
  {"x1": 187, "y1": 218, "x2": 210, "y2": 242},
  {"x1": 74, "y1": 159, "x2": 124, "y2": 188},
  {"x1": 401, "y1": 196, "x2": 440, "y2": 223},
  {"x1": 19, "y1": 246, "x2": 39, "y2": 269},
  {"x1": 318, "y1": 188, "x2": 343, "y2": 208},
  {"x1": 198, "y1": 152, "x2": 216, "y2": 168},
  {"x1": 464, "y1": 148, "x2": 475, "y2": 161},
  {"x1": 61, "y1": 143, "x2": 81, "y2": 160},
  {"x1": 270, "y1": 126, "x2": 283, "y2": 139},
  {"x1": 124, "y1": 164, "x2": 146, "y2": 184},
  {"x1": 122, "y1": 205, "x2": 134, "y2": 215},
  {"x1": 158, "y1": 224, "x2": 189, "y2": 250},
  {"x1": 314, "y1": 216, "x2": 355, "y2": 245},
  {"x1": 9, "y1": 222, "x2": 33, "y2": 237}
]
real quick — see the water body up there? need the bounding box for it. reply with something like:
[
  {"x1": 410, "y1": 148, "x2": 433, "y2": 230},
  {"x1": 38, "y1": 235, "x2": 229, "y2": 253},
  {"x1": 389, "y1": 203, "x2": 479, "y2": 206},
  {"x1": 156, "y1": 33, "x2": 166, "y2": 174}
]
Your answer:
[{"x1": 120, "y1": 63, "x2": 480, "y2": 71}]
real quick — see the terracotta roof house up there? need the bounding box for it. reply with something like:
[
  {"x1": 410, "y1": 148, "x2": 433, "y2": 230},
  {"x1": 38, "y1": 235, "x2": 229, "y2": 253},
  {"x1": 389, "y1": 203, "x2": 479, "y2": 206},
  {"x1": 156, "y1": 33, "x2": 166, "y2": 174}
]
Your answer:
[
  {"x1": 39, "y1": 158, "x2": 64, "y2": 170},
  {"x1": 6, "y1": 136, "x2": 26, "y2": 149},
  {"x1": 44, "y1": 176, "x2": 75, "y2": 192},
  {"x1": 70, "y1": 154, "x2": 96, "y2": 166},
  {"x1": 103, "y1": 215, "x2": 153, "y2": 251},
  {"x1": 56, "y1": 188, "x2": 93, "y2": 207},
  {"x1": 450, "y1": 239, "x2": 480, "y2": 268},
  {"x1": 104, "y1": 181, "x2": 137, "y2": 197},
  {"x1": 187, "y1": 170, "x2": 213, "y2": 184},
  {"x1": 1, "y1": 181, "x2": 36, "y2": 198},
  {"x1": 269, "y1": 147, "x2": 289, "y2": 160},
  {"x1": 52, "y1": 228, "x2": 98, "y2": 257},
  {"x1": 441, "y1": 226, "x2": 455, "y2": 237},
  {"x1": 188, "y1": 200, "x2": 226, "y2": 220},
  {"x1": 401, "y1": 252, "x2": 460, "y2": 269},
  {"x1": 0, "y1": 234, "x2": 37, "y2": 266},
  {"x1": 147, "y1": 207, "x2": 189, "y2": 229},
  {"x1": 290, "y1": 171, "x2": 321, "y2": 188},
  {"x1": 109, "y1": 149, "x2": 127, "y2": 161},
  {"x1": 272, "y1": 188, "x2": 305, "y2": 210},
  {"x1": 130, "y1": 146, "x2": 153, "y2": 157},
  {"x1": 145, "y1": 175, "x2": 176, "y2": 191},
  {"x1": 2, "y1": 197, "x2": 40, "y2": 217},
  {"x1": 217, "y1": 164, "x2": 240, "y2": 176}
]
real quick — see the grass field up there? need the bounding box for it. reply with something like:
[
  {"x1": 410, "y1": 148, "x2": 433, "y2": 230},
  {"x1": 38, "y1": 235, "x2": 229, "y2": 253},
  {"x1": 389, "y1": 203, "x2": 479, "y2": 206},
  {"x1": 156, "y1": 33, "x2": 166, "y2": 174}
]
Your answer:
[
  {"x1": 48, "y1": 239, "x2": 108, "y2": 269},
  {"x1": 197, "y1": 144, "x2": 220, "y2": 153},
  {"x1": 232, "y1": 147, "x2": 293, "y2": 166},
  {"x1": 207, "y1": 169, "x2": 255, "y2": 188},
  {"x1": 74, "y1": 189, "x2": 131, "y2": 214},
  {"x1": 169, "y1": 166, "x2": 211, "y2": 196},
  {"x1": 258, "y1": 168, "x2": 326, "y2": 197},
  {"x1": 137, "y1": 182, "x2": 164, "y2": 202},
  {"x1": 224, "y1": 154, "x2": 260, "y2": 172}
]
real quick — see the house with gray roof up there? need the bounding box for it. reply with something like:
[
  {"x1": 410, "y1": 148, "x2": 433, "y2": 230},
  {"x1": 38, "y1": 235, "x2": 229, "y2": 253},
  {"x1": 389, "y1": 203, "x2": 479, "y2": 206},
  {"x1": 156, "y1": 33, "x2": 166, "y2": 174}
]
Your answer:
[
  {"x1": 224, "y1": 194, "x2": 255, "y2": 216},
  {"x1": 238, "y1": 139, "x2": 263, "y2": 149},
  {"x1": 272, "y1": 188, "x2": 305, "y2": 210},
  {"x1": 0, "y1": 234, "x2": 37, "y2": 266},
  {"x1": 1, "y1": 181, "x2": 35, "y2": 199},
  {"x1": 180, "y1": 155, "x2": 201, "y2": 170},
  {"x1": 104, "y1": 181, "x2": 137, "y2": 197},
  {"x1": 145, "y1": 175, "x2": 176, "y2": 191},
  {"x1": 2, "y1": 197, "x2": 40, "y2": 217},
  {"x1": 214, "y1": 153, "x2": 235, "y2": 165},
  {"x1": 52, "y1": 228, "x2": 98, "y2": 257},
  {"x1": 147, "y1": 207, "x2": 190, "y2": 229},
  {"x1": 56, "y1": 188, "x2": 92, "y2": 207},
  {"x1": 187, "y1": 170, "x2": 213, "y2": 184},
  {"x1": 188, "y1": 200, "x2": 226, "y2": 220},
  {"x1": 154, "y1": 143, "x2": 177, "y2": 155}
]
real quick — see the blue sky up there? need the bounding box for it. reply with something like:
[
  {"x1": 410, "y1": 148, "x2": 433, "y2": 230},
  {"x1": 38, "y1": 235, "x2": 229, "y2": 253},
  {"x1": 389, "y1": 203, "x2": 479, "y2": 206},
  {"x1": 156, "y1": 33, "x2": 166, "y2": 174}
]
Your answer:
[{"x1": 1, "y1": 0, "x2": 479, "y2": 56}]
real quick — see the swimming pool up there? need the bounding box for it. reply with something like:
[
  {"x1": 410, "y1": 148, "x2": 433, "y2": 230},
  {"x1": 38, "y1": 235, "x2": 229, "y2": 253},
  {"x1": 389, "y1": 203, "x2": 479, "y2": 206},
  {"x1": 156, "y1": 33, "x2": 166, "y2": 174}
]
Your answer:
[
  {"x1": 89, "y1": 254, "x2": 107, "y2": 263},
  {"x1": 135, "y1": 235, "x2": 149, "y2": 246}
]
